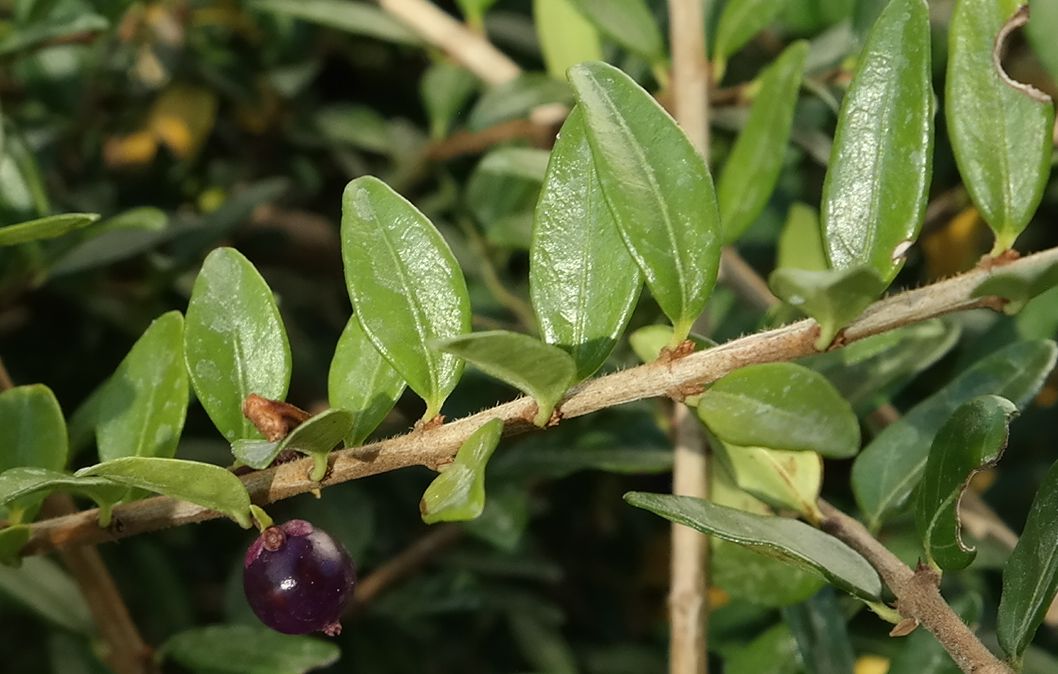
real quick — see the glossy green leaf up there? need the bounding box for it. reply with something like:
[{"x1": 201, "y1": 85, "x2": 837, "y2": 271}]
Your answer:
[
  {"x1": 625, "y1": 492, "x2": 881, "y2": 600},
  {"x1": 420, "y1": 418, "x2": 503, "y2": 524},
  {"x1": 783, "y1": 589, "x2": 856, "y2": 674},
  {"x1": 769, "y1": 265, "x2": 886, "y2": 350},
  {"x1": 328, "y1": 315, "x2": 405, "y2": 446},
  {"x1": 437, "y1": 331, "x2": 575, "y2": 427},
  {"x1": 342, "y1": 177, "x2": 470, "y2": 421},
  {"x1": 777, "y1": 203, "x2": 827, "y2": 272},
  {"x1": 569, "y1": 0, "x2": 665, "y2": 63},
  {"x1": 820, "y1": 0, "x2": 933, "y2": 284},
  {"x1": 0, "y1": 467, "x2": 125, "y2": 527},
  {"x1": 0, "y1": 557, "x2": 92, "y2": 634},
  {"x1": 947, "y1": 0, "x2": 1054, "y2": 253},
  {"x1": 466, "y1": 75, "x2": 572, "y2": 131},
  {"x1": 275, "y1": 409, "x2": 354, "y2": 481},
  {"x1": 915, "y1": 396, "x2": 1015, "y2": 571},
  {"x1": 568, "y1": 61, "x2": 721, "y2": 343},
  {"x1": 853, "y1": 339, "x2": 1057, "y2": 529},
  {"x1": 715, "y1": 441, "x2": 823, "y2": 521},
  {"x1": 97, "y1": 311, "x2": 188, "y2": 461},
  {"x1": 185, "y1": 247, "x2": 292, "y2": 442},
  {"x1": 421, "y1": 62, "x2": 478, "y2": 139},
  {"x1": 250, "y1": 0, "x2": 419, "y2": 45},
  {"x1": 77, "y1": 457, "x2": 252, "y2": 529},
  {"x1": 998, "y1": 459, "x2": 1058, "y2": 662},
  {"x1": 972, "y1": 257, "x2": 1058, "y2": 314},
  {"x1": 713, "y1": 0, "x2": 790, "y2": 81},
  {"x1": 0, "y1": 212, "x2": 99, "y2": 247},
  {"x1": 718, "y1": 41, "x2": 808, "y2": 243},
  {"x1": 0, "y1": 525, "x2": 28, "y2": 566},
  {"x1": 530, "y1": 107, "x2": 642, "y2": 381},
  {"x1": 0, "y1": 384, "x2": 66, "y2": 522},
  {"x1": 534, "y1": 0, "x2": 602, "y2": 80},
  {"x1": 160, "y1": 624, "x2": 340, "y2": 674},
  {"x1": 697, "y1": 362, "x2": 860, "y2": 458}
]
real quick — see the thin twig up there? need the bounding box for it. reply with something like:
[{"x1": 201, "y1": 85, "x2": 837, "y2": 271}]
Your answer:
[
  {"x1": 0, "y1": 356, "x2": 14, "y2": 391},
  {"x1": 351, "y1": 524, "x2": 462, "y2": 609},
  {"x1": 20, "y1": 245, "x2": 1058, "y2": 555},
  {"x1": 426, "y1": 119, "x2": 555, "y2": 162}
]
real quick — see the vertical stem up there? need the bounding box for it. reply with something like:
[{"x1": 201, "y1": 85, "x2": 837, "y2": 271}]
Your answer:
[{"x1": 666, "y1": 3, "x2": 711, "y2": 673}]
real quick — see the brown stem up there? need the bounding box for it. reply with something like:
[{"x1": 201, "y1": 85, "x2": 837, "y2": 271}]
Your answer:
[
  {"x1": 426, "y1": 119, "x2": 554, "y2": 162},
  {"x1": 0, "y1": 356, "x2": 14, "y2": 392},
  {"x1": 351, "y1": 524, "x2": 462, "y2": 609}
]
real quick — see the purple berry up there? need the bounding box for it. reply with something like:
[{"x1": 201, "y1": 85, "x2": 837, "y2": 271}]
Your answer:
[{"x1": 243, "y1": 519, "x2": 356, "y2": 635}]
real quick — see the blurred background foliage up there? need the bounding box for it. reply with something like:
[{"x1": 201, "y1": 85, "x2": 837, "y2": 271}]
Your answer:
[{"x1": 2, "y1": 0, "x2": 1058, "y2": 672}]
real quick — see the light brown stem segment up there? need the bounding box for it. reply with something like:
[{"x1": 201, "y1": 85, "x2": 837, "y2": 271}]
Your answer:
[{"x1": 819, "y1": 500, "x2": 1012, "y2": 674}]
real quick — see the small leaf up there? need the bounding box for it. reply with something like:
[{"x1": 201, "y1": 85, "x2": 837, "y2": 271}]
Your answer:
[
  {"x1": 569, "y1": 0, "x2": 665, "y2": 63},
  {"x1": 97, "y1": 311, "x2": 188, "y2": 461},
  {"x1": 947, "y1": 1, "x2": 1054, "y2": 253},
  {"x1": 0, "y1": 525, "x2": 28, "y2": 566},
  {"x1": 533, "y1": 0, "x2": 603, "y2": 80},
  {"x1": 718, "y1": 41, "x2": 808, "y2": 243},
  {"x1": 972, "y1": 257, "x2": 1058, "y2": 314},
  {"x1": 160, "y1": 624, "x2": 340, "y2": 674},
  {"x1": 715, "y1": 441, "x2": 823, "y2": 521},
  {"x1": 466, "y1": 75, "x2": 572, "y2": 131},
  {"x1": 624, "y1": 492, "x2": 881, "y2": 600},
  {"x1": 713, "y1": 0, "x2": 791, "y2": 81},
  {"x1": 820, "y1": 0, "x2": 933, "y2": 284},
  {"x1": 0, "y1": 213, "x2": 99, "y2": 247},
  {"x1": 231, "y1": 440, "x2": 280, "y2": 471},
  {"x1": 628, "y1": 324, "x2": 714, "y2": 364},
  {"x1": 769, "y1": 265, "x2": 886, "y2": 349},
  {"x1": 421, "y1": 62, "x2": 479, "y2": 138},
  {"x1": 420, "y1": 418, "x2": 503, "y2": 524},
  {"x1": 568, "y1": 61, "x2": 721, "y2": 343},
  {"x1": 853, "y1": 339, "x2": 1056, "y2": 529},
  {"x1": 783, "y1": 589, "x2": 857, "y2": 674},
  {"x1": 328, "y1": 315, "x2": 406, "y2": 446},
  {"x1": 915, "y1": 395, "x2": 1016, "y2": 571},
  {"x1": 777, "y1": 203, "x2": 827, "y2": 272},
  {"x1": 696, "y1": 363, "x2": 860, "y2": 458},
  {"x1": 0, "y1": 384, "x2": 67, "y2": 523},
  {"x1": 276, "y1": 409, "x2": 354, "y2": 481},
  {"x1": 250, "y1": 0, "x2": 419, "y2": 45},
  {"x1": 77, "y1": 457, "x2": 252, "y2": 528},
  {"x1": 185, "y1": 248, "x2": 292, "y2": 442},
  {"x1": 530, "y1": 106, "x2": 642, "y2": 381},
  {"x1": 0, "y1": 467, "x2": 125, "y2": 526},
  {"x1": 0, "y1": 557, "x2": 93, "y2": 634},
  {"x1": 341, "y1": 176, "x2": 471, "y2": 421}
]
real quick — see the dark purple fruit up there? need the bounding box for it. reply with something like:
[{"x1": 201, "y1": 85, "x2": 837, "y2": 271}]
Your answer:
[{"x1": 243, "y1": 519, "x2": 356, "y2": 635}]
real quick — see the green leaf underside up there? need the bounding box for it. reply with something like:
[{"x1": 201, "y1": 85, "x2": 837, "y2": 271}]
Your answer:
[
  {"x1": 820, "y1": 0, "x2": 933, "y2": 284},
  {"x1": 530, "y1": 106, "x2": 642, "y2": 381},
  {"x1": 0, "y1": 384, "x2": 67, "y2": 522},
  {"x1": 697, "y1": 362, "x2": 860, "y2": 458},
  {"x1": 568, "y1": 61, "x2": 721, "y2": 341},
  {"x1": 716, "y1": 441, "x2": 823, "y2": 520},
  {"x1": 77, "y1": 457, "x2": 252, "y2": 528},
  {"x1": 534, "y1": 0, "x2": 602, "y2": 81},
  {"x1": 784, "y1": 589, "x2": 856, "y2": 674},
  {"x1": 777, "y1": 203, "x2": 827, "y2": 272},
  {"x1": 277, "y1": 409, "x2": 354, "y2": 480},
  {"x1": 250, "y1": 0, "x2": 419, "y2": 45},
  {"x1": 915, "y1": 396, "x2": 1016, "y2": 571},
  {"x1": 624, "y1": 492, "x2": 881, "y2": 600},
  {"x1": 421, "y1": 418, "x2": 503, "y2": 523},
  {"x1": 718, "y1": 41, "x2": 808, "y2": 244},
  {"x1": 947, "y1": 0, "x2": 1054, "y2": 252},
  {"x1": 341, "y1": 176, "x2": 470, "y2": 420},
  {"x1": 998, "y1": 458, "x2": 1058, "y2": 661},
  {"x1": 972, "y1": 258, "x2": 1058, "y2": 315},
  {"x1": 231, "y1": 439, "x2": 280, "y2": 471},
  {"x1": 569, "y1": 0, "x2": 664, "y2": 62},
  {"x1": 853, "y1": 339, "x2": 1057, "y2": 528},
  {"x1": 0, "y1": 467, "x2": 125, "y2": 515},
  {"x1": 769, "y1": 265, "x2": 886, "y2": 349},
  {"x1": 160, "y1": 624, "x2": 340, "y2": 674},
  {"x1": 421, "y1": 62, "x2": 478, "y2": 139},
  {"x1": 184, "y1": 248, "x2": 292, "y2": 442},
  {"x1": 0, "y1": 212, "x2": 99, "y2": 246},
  {"x1": 97, "y1": 311, "x2": 189, "y2": 461},
  {"x1": 328, "y1": 315, "x2": 406, "y2": 445}
]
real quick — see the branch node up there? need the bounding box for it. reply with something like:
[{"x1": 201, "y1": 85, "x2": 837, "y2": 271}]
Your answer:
[
  {"x1": 889, "y1": 617, "x2": 919, "y2": 638},
  {"x1": 242, "y1": 394, "x2": 310, "y2": 441}
]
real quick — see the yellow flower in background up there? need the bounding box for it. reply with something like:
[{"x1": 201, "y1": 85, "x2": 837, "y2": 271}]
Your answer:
[
  {"x1": 854, "y1": 654, "x2": 890, "y2": 674},
  {"x1": 105, "y1": 85, "x2": 217, "y2": 168}
]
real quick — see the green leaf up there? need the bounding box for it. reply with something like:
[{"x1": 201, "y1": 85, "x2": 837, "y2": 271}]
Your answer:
[
  {"x1": 466, "y1": 147, "x2": 549, "y2": 227},
  {"x1": 493, "y1": 444, "x2": 673, "y2": 480},
  {"x1": 436, "y1": 331, "x2": 575, "y2": 427},
  {"x1": 715, "y1": 442, "x2": 823, "y2": 521},
  {"x1": 185, "y1": 248, "x2": 292, "y2": 442},
  {"x1": 853, "y1": 339, "x2": 1057, "y2": 529},
  {"x1": 0, "y1": 384, "x2": 66, "y2": 522},
  {"x1": 328, "y1": 315, "x2": 406, "y2": 446},
  {"x1": 915, "y1": 395, "x2": 1016, "y2": 571},
  {"x1": 462, "y1": 485, "x2": 531, "y2": 551},
  {"x1": 0, "y1": 557, "x2": 92, "y2": 634},
  {"x1": 313, "y1": 104, "x2": 392, "y2": 154},
  {"x1": 624, "y1": 492, "x2": 881, "y2": 600},
  {"x1": 533, "y1": 0, "x2": 603, "y2": 80},
  {"x1": 718, "y1": 41, "x2": 808, "y2": 244},
  {"x1": 275, "y1": 409, "x2": 354, "y2": 481},
  {"x1": 947, "y1": 1, "x2": 1054, "y2": 253},
  {"x1": 48, "y1": 207, "x2": 169, "y2": 276},
  {"x1": 696, "y1": 363, "x2": 860, "y2": 458},
  {"x1": 421, "y1": 62, "x2": 478, "y2": 139},
  {"x1": 628, "y1": 324, "x2": 714, "y2": 364},
  {"x1": 0, "y1": 13, "x2": 108, "y2": 56},
  {"x1": 230, "y1": 440, "x2": 280, "y2": 470},
  {"x1": 530, "y1": 106, "x2": 642, "y2": 381},
  {"x1": 820, "y1": 0, "x2": 933, "y2": 284},
  {"x1": 713, "y1": 0, "x2": 791, "y2": 82},
  {"x1": 0, "y1": 212, "x2": 99, "y2": 247},
  {"x1": 769, "y1": 265, "x2": 886, "y2": 349},
  {"x1": 77, "y1": 457, "x2": 252, "y2": 529},
  {"x1": 783, "y1": 589, "x2": 856, "y2": 674},
  {"x1": 0, "y1": 467, "x2": 125, "y2": 527},
  {"x1": 420, "y1": 418, "x2": 503, "y2": 523},
  {"x1": 998, "y1": 458, "x2": 1058, "y2": 662},
  {"x1": 777, "y1": 203, "x2": 827, "y2": 272},
  {"x1": 972, "y1": 257, "x2": 1058, "y2": 315},
  {"x1": 250, "y1": 0, "x2": 420, "y2": 45},
  {"x1": 466, "y1": 75, "x2": 572, "y2": 131},
  {"x1": 0, "y1": 525, "x2": 28, "y2": 566},
  {"x1": 569, "y1": 0, "x2": 665, "y2": 63},
  {"x1": 725, "y1": 624, "x2": 803, "y2": 674},
  {"x1": 341, "y1": 176, "x2": 471, "y2": 421},
  {"x1": 568, "y1": 61, "x2": 721, "y2": 342},
  {"x1": 160, "y1": 624, "x2": 340, "y2": 674},
  {"x1": 96, "y1": 311, "x2": 188, "y2": 461}
]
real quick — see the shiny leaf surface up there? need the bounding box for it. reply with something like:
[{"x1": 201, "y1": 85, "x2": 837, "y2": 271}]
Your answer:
[
  {"x1": 420, "y1": 418, "x2": 503, "y2": 523},
  {"x1": 328, "y1": 315, "x2": 406, "y2": 446},
  {"x1": 0, "y1": 213, "x2": 99, "y2": 246}
]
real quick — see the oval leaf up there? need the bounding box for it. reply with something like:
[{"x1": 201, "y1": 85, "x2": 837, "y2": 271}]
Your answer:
[
  {"x1": 718, "y1": 41, "x2": 808, "y2": 243},
  {"x1": 947, "y1": 1, "x2": 1054, "y2": 253},
  {"x1": 713, "y1": 0, "x2": 791, "y2": 81},
  {"x1": 915, "y1": 395, "x2": 1016, "y2": 571},
  {"x1": 76, "y1": 457, "x2": 252, "y2": 528},
  {"x1": 341, "y1": 176, "x2": 471, "y2": 421},
  {"x1": 420, "y1": 418, "x2": 503, "y2": 524},
  {"x1": 276, "y1": 409, "x2": 354, "y2": 481},
  {"x1": 0, "y1": 384, "x2": 66, "y2": 523},
  {"x1": 421, "y1": 61, "x2": 478, "y2": 139},
  {"x1": 0, "y1": 467, "x2": 125, "y2": 526},
  {"x1": 696, "y1": 363, "x2": 860, "y2": 458},
  {"x1": 436, "y1": 331, "x2": 576, "y2": 427},
  {"x1": 624, "y1": 492, "x2": 882, "y2": 601},
  {"x1": 568, "y1": 61, "x2": 721, "y2": 343},
  {"x1": 769, "y1": 265, "x2": 886, "y2": 350},
  {"x1": 530, "y1": 106, "x2": 642, "y2": 381},
  {"x1": 820, "y1": 0, "x2": 933, "y2": 284},
  {"x1": 715, "y1": 442, "x2": 823, "y2": 522},
  {"x1": 185, "y1": 248, "x2": 292, "y2": 442},
  {"x1": 0, "y1": 212, "x2": 99, "y2": 247},
  {"x1": 160, "y1": 624, "x2": 340, "y2": 674},
  {"x1": 328, "y1": 315, "x2": 406, "y2": 446},
  {"x1": 569, "y1": 0, "x2": 665, "y2": 63},
  {"x1": 534, "y1": 0, "x2": 602, "y2": 80}
]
